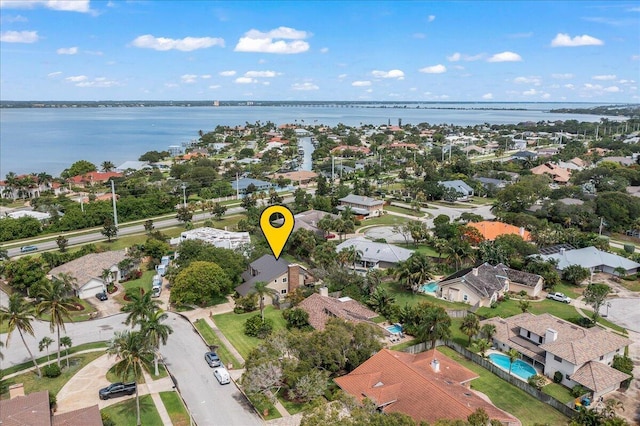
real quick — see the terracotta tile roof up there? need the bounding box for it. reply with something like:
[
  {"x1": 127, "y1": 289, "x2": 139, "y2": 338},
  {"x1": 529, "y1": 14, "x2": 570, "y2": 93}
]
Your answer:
[
  {"x1": 571, "y1": 361, "x2": 631, "y2": 393},
  {"x1": 269, "y1": 170, "x2": 318, "y2": 181},
  {"x1": 52, "y1": 405, "x2": 102, "y2": 426},
  {"x1": 330, "y1": 145, "x2": 371, "y2": 154},
  {"x1": 0, "y1": 390, "x2": 51, "y2": 426},
  {"x1": 298, "y1": 293, "x2": 378, "y2": 331},
  {"x1": 334, "y1": 349, "x2": 517, "y2": 424},
  {"x1": 530, "y1": 163, "x2": 571, "y2": 183},
  {"x1": 68, "y1": 171, "x2": 122, "y2": 184},
  {"x1": 468, "y1": 221, "x2": 531, "y2": 241},
  {"x1": 49, "y1": 250, "x2": 127, "y2": 289}
]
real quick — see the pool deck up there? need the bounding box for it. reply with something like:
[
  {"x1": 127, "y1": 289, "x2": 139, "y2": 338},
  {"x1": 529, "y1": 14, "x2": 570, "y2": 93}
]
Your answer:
[
  {"x1": 380, "y1": 322, "x2": 413, "y2": 346},
  {"x1": 486, "y1": 349, "x2": 542, "y2": 381}
]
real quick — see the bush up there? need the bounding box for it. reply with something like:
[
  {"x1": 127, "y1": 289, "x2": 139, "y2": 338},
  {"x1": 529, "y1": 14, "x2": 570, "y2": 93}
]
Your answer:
[
  {"x1": 623, "y1": 244, "x2": 635, "y2": 254},
  {"x1": 243, "y1": 315, "x2": 273, "y2": 339},
  {"x1": 553, "y1": 371, "x2": 563, "y2": 383},
  {"x1": 43, "y1": 363, "x2": 61, "y2": 378},
  {"x1": 49, "y1": 392, "x2": 57, "y2": 409},
  {"x1": 527, "y1": 374, "x2": 546, "y2": 390},
  {"x1": 101, "y1": 412, "x2": 116, "y2": 426},
  {"x1": 518, "y1": 290, "x2": 528, "y2": 298},
  {"x1": 572, "y1": 317, "x2": 595, "y2": 328},
  {"x1": 571, "y1": 385, "x2": 587, "y2": 397},
  {"x1": 234, "y1": 293, "x2": 257, "y2": 314}
]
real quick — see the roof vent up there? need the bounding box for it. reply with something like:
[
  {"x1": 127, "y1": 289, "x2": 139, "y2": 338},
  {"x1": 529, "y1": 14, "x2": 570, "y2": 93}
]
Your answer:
[{"x1": 374, "y1": 381, "x2": 384, "y2": 388}]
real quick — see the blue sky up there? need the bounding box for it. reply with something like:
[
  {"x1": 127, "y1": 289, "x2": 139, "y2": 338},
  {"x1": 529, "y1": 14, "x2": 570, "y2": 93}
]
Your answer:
[{"x1": 0, "y1": 0, "x2": 638, "y2": 102}]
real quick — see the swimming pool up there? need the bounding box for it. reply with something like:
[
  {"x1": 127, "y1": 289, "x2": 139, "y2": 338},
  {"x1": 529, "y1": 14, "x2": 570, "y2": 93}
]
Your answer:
[
  {"x1": 386, "y1": 324, "x2": 402, "y2": 334},
  {"x1": 488, "y1": 353, "x2": 537, "y2": 380},
  {"x1": 421, "y1": 282, "x2": 439, "y2": 293}
]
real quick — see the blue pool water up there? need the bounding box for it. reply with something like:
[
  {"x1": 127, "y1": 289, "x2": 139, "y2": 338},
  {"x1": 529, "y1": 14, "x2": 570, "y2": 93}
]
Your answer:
[
  {"x1": 488, "y1": 353, "x2": 537, "y2": 380},
  {"x1": 421, "y1": 282, "x2": 439, "y2": 293},
  {"x1": 386, "y1": 324, "x2": 402, "y2": 334}
]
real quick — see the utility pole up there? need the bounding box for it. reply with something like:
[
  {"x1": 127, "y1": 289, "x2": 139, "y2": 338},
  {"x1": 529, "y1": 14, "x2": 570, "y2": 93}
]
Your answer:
[
  {"x1": 235, "y1": 173, "x2": 239, "y2": 199},
  {"x1": 110, "y1": 180, "x2": 118, "y2": 228},
  {"x1": 181, "y1": 183, "x2": 187, "y2": 208},
  {"x1": 332, "y1": 156, "x2": 335, "y2": 182},
  {"x1": 599, "y1": 217, "x2": 604, "y2": 236}
]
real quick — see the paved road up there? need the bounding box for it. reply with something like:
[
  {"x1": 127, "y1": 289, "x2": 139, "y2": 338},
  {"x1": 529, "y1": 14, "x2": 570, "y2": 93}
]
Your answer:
[{"x1": 0, "y1": 311, "x2": 262, "y2": 426}]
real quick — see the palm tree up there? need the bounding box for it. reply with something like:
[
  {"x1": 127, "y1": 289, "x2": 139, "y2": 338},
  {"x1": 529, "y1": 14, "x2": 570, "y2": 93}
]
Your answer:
[
  {"x1": 252, "y1": 281, "x2": 272, "y2": 321},
  {"x1": 507, "y1": 348, "x2": 519, "y2": 375},
  {"x1": 460, "y1": 313, "x2": 480, "y2": 346},
  {"x1": 122, "y1": 291, "x2": 161, "y2": 327},
  {"x1": 417, "y1": 306, "x2": 452, "y2": 350},
  {"x1": 56, "y1": 272, "x2": 78, "y2": 297},
  {"x1": 60, "y1": 336, "x2": 72, "y2": 369},
  {"x1": 39, "y1": 336, "x2": 54, "y2": 362},
  {"x1": 141, "y1": 310, "x2": 173, "y2": 376},
  {"x1": 473, "y1": 338, "x2": 492, "y2": 358},
  {"x1": 107, "y1": 330, "x2": 154, "y2": 426},
  {"x1": 0, "y1": 293, "x2": 42, "y2": 377},
  {"x1": 101, "y1": 161, "x2": 115, "y2": 172},
  {"x1": 481, "y1": 323, "x2": 496, "y2": 343},
  {"x1": 36, "y1": 279, "x2": 75, "y2": 367}
]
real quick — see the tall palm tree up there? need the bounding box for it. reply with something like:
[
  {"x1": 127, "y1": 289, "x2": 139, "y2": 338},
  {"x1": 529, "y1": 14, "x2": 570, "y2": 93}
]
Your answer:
[
  {"x1": 417, "y1": 306, "x2": 452, "y2": 350},
  {"x1": 141, "y1": 310, "x2": 173, "y2": 376},
  {"x1": 1, "y1": 293, "x2": 42, "y2": 377},
  {"x1": 481, "y1": 323, "x2": 496, "y2": 343},
  {"x1": 252, "y1": 281, "x2": 272, "y2": 321},
  {"x1": 107, "y1": 330, "x2": 154, "y2": 426},
  {"x1": 460, "y1": 313, "x2": 480, "y2": 346},
  {"x1": 56, "y1": 272, "x2": 78, "y2": 297},
  {"x1": 122, "y1": 291, "x2": 161, "y2": 326},
  {"x1": 36, "y1": 279, "x2": 75, "y2": 367},
  {"x1": 39, "y1": 336, "x2": 54, "y2": 362},
  {"x1": 507, "y1": 348, "x2": 519, "y2": 375},
  {"x1": 60, "y1": 336, "x2": 72, "y2": 369},
  {"x1": 101, "y1": 161, "x2": 115, "y2": 172}
]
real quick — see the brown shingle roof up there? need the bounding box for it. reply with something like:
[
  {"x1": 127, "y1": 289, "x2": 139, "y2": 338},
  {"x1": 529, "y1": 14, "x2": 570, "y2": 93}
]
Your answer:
[
  {"x1": 334, "y1": 349, "x2": 517, "y2": 424},
  {"x1": 49, "y1": 250, "x2": 127, "y2": 289},
  {"x1": 0, "y1": 391, "x2": 51, "y2": 426},
  {"x1": 52, "y1": 405, "x2": 102, "y2": 426},
  {"x1": 571, "y1": 361, "x2": 631, "y2": 393},
  {"x1": 298, "y1": 293, "x2": 379, "y2": 331}
]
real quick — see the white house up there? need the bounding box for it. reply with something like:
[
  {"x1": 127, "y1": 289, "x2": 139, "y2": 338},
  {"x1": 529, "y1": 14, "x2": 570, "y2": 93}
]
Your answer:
[
  {"x1": 480, "y1": 313, "x2": 631, "y2": 399},
  {"x1": 336, "y1": 237, "x2": 413, "y2": 271},
  {"x1": 171, "y1": 227, "x2": 251, "y2": 251},
  {"x1": 538, "y1": 246, "x2": 640, "y2": 276},
  {"x1": 438, "y1": 180, "x2": 474, "y2": 201}
]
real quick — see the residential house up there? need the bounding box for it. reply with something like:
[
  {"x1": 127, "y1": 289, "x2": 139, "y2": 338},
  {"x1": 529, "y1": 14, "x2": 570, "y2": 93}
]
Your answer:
[
  {"x1": 49, "y1": 250, "x2": 128, "y2": 299},
  {"x1": 438, "y1": 263, "x2": 543, "y2": 306},
  {"x1": 461, "y1": 144, "x2": 486, "y2": 155},
  {"x1": 334, "y1": 348, "x2": 518, "y2": 425},
  {"x1": 6, "y1": 210, "x2": 52, "y2": 222},
  {"x1": 269, "y1": 170, "x2": 318, "y2": 186},
  {"x1": 438, "y1": 180, "x2": 474, "y2": 201},
  {"x1": 468, "y1": 221, "x2": 531, "y2": 242},
  {"x1": 336, "y1": 237, "x2": 413, "y2": 271},
  {"x1": 290, "y1": 209, "x2": 338, "y2": 238},
  {"x1": 1, "y1": 386, "x2": 102, "y2": 426},
  {"x1": 67, "y1": 171, "x2": 123, "y2": 188},
  {"x1": 538, "y1": 246, "x2": 640, "y2": 276},
  {"x1": 235, "y1": 254, "x2": 313, "y2": 301},
  {"x1": 530, "y1": 163, "x2": 571, "y2": 185},
  {"x1": 511, "y1": 151, "x2": 538, "y2": 161},
  {"x1": 337, "y1": 194, "x2": 385, "y2": 218},
  {"x1": 171, "y1": 227, "x2": 251, "y2": 250},
  {"x1": 330, "y1": 145, "x2": 371, "y2": 156},
  {"x1": 599, "y1": 156, "x2": 636, "y2": 167},
  {"x1": 474, "y1": 177, "x2": 509, "y2": 190},
  {"x1": 479, "y1": 313, "x2": 631, "y2": 399},
  {"x1": 115, "y1": 161, "x2": 150, "y2": 172},
  {"x1": 299, "y1": 287, "x2": 380, "y2": 331},
  {"x1": 231, "y1": 177, "x2": 273, "y2": 195}
]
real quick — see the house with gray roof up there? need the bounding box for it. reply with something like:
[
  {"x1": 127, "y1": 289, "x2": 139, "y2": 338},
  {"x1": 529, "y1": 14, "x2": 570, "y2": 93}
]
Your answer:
[
  {"x1": 438, "y1": 180, "x2": 474, "y2": 201},
  {"x1": 336, "y1": 237, "x2": 413, "y2": 271},
  {"x1": 473, "y1": 176, "x2": 509, "y2": 190},
  {"x1": 291, "y1": 209, "x2": 338, "y2": 237},
  {"x1": 236, "y1": 254, "x2": 314, "y2": 301},
  {"x1": 480, "y1": 313, "x2": 631, "y2": 399},
  {"x1": 231, "y1": 177, "x2": 273, "y2": 195},
  {"x1": 49, "y1": 250, "x2": 128, "y2": 299},
  {"x1": 337, "y1": 194, "x2": 385, "y2": 218},
  {"x1": 538, "y1": 246, "x2": 640, "y2": 276},
  {"x1": 438, "y1": 263, "x2": 543, "y2": 307},
  {"x1": 116, "y1": 160, "x2": 150, "y2": 172}
]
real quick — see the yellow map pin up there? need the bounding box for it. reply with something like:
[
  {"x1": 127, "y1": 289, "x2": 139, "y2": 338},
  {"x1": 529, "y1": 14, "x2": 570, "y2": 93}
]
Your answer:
[{"x1": 260, "y1": 205, "x2": 295, "y2": 260}]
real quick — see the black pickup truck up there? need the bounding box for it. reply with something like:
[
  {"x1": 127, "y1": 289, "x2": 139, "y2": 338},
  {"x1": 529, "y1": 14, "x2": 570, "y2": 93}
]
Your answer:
[{"x1": 98, "y1": 382, "x2": 137, "y2": 400}]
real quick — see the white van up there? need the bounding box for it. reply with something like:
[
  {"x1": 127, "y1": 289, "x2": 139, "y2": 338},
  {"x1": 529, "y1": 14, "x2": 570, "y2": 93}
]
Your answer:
[
  {"x1": 152, "y1": 285, "x2": 162, "y2": 298},
  {"x1": 213, "y1": 367, "x2": 230, "y2": 385},
  {"x1": 156, "y1": 264, "x2": 167, "y2": 277},
  {"x1": 152, "y1": 275, "x2": 162, "y2": 287}
]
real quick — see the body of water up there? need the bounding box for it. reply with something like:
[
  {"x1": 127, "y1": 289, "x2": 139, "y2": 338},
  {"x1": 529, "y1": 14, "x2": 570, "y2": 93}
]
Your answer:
[
  {"x1": 0, "y1": 103, "x2": 618, "y2": 176},
  {"x1": 488, "y1": 353, "x2": 537, "y2": 381}
]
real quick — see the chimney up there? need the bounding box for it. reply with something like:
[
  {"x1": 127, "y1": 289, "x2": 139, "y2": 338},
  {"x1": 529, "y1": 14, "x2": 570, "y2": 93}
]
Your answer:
[
  {"x1": 545, "y1": 328, "x2": 558, "y2": 343},
  {"x1": 431, "y1": 359, "x2": 440, "y2": 373},
  {"x1": 472, "y1": 268, "x2": 478, "y2": 276},
  {"x1": 519, "y1": 227, "x2": 525, "y2": 237},
  {"x1": 9, "y1": 383, "x2": 25, "y2": 399},
  {"x1": 287, "y1": 264, "x2": 300, "y2": 293},
  {"x1": 319, "y1": 286, "x2": 329, "y2": 297}
]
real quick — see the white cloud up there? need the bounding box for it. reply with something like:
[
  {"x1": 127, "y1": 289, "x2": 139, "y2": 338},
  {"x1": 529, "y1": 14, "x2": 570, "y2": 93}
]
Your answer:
[
  {"x1": 482, "y1": 93, "x2": 494, "y2": 100},
  {"x1": 235, "y1": 77, "x2": 257, "y2": 84},
  {"x1": 428, "y1": 15, "x2": 435, "y2": 22},
  {"x1": 292, "y1": 82, "x2": 319, "y2": 91},
  {"x1": 514, "y1": 76, "x2": 541, "y2": 85},
  {"x1": 371, "y1": 69, "x2": 404, "y2": 79},
  {"x1": 487, "y1": 51, "x2": 522, "y2": 62},
  {"x1": 338, "y1": 74, "x2": 347, "y2": 79},
  {"x1": 604, "y1": 86, "x2": 620, "y2": 92},
  {"x1": 219, "y1": 70, "x2": 236, "y2": 77},
  {"x1": 550, "y1": 33, "x2": 604, "y2": 47},
  {"x1": 208, "y1": 85, "x2": 221, "y2": 89},
  {"x1": 1, "y1": 14, "x2": 28, "y2": 23},
  {"x1": 0, "y1": 30, "x2": 38, "y2": 43},
  {"x1": 320, "y1": 47, "x2": 329, "y2": 53},
  {"x1": 56, "y1": 46, "x2": 78, "y2": 55},
  {"x1": 592, "y1": 74, "x2": 616, "y2": 81},
  {"x1": 181, "y1": 74, "x2": 198, "y2": 83},
  {"x1": 0, "y1": 0, "x2": 91, "y2": 13},
  {"x1": 200, "y1": 74, "x2": 211, "y2": 79},
  {"x1": 551, "y1": 73, "x2": 574, "y2": 79},
  {"x1": 65, "y1": 75, "x2": 87, "y2": 82},
  {"x1": 47, "y1": 71, "x2": 62, "y2": 78},
  {"x1": 85, "y1": 50, "x2": 103, "y2": 56},
  {"x1": 244, "y1": 70, "x2": 279, "y2": 78},
  {"x1": 234, "y1": 26, "x2": 310, "y2": 54},
  {"x1": 564, "y1": 84, "x2": 575, "y2": 89},
  {"x1": 131, "y1": 34, "x2": 225, "y2": 51},
  {"x1": 453, "y1": 65, "x2": 465, "y2": 70},
  {"x1": 419, "y1": 64, "x2": 446, "y2": 74},
  {"x1": 447, "y1": 52, "x2": 461, "y2": 62},
  {"x1": 76, "y1": 77, "x2": 120, "y2": 88},
  {"x1": 352, "y1": 81, "x2": 371, "y2": 87},
  {"x1": 165, "y1": 83, "x2": 179, "y2": 88},
  {"x1": 447, "y1": 52, "x2": 483, "y2": 62},
  {"x1": 541, "y1": 93, "x2": 551, "y2": 99},
  {"x1": 618, "y1": 79, "x2": 635, "y2": 84},
  {"x1": 523, "y1": 89, "x2": 538, "y2": 96}
]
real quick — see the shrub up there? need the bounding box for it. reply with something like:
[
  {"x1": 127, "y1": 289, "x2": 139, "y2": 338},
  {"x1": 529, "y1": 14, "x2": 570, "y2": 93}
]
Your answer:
[
  {"x1": 623, "y1": 244, "x2": 635, "y2": 255},
  {"x1": 490, "y1": 302, "x2": 498, "y2": 309},
  {"x1": 612, "y1": 355, "x2": 634, "y2": 387},
  {"x1": 234, "y1": 293, "x2": 257, "y2": 314},
  {"x1": 553, "y1": 371, "x2": 563, "y2": 383},
  {"x1": 101, "y1": 412, "x2": 116, "y2": 426},
  {"x1": 283, "y1": 308, "x2": 311, "y2": 330},
  {"x1": 571, "y1": 385, "x2": 587, "y2": 397},
  {"x1": 244, "y1": 315, "x2": 273, "y2": 339},
  {"x1": 43, "y1": 363, "x2": 61, "y2": 378},
  {"x1": 527, "y1": 374, "x2": 546, "y2": 390},
  {"x1": 518, "y1": 290, "x2": 528, "y2": 298},
  {"x1": 49, "y1": 392, "x2": 57, "y2": 409},
  {"x1": 573, "y1": 317, "x2": 595, "y2": 328}
]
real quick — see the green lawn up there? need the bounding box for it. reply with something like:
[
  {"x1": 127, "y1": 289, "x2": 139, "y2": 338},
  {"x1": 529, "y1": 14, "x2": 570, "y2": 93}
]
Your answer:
[
  {"x1": 246, "y1": 393, "x2": 281, "y2": 421},
  {"x1": 380, "y1": 281, "x2": 470, "y2": 311},
  {"x1": 159, "y1": 391, "x2": 190, "y2": 426},
  {"x1": 213, "y1": 306, "x2": 287, "y2": 360},
  {"x1": 193, "y1": 318, "x2": 242, "y2": 369},
  {"x1": 438, "y1": 347, "x2": 569, "y2": 426},
  {"x1": 542, "y1": 382, "x2": 574, "y2": 404},
  {"x1": 618, "y1": 277, "x2": 640, "y2": 292},
  {"x1": 356, "y1": 214, "x2": 410, "y2": 231},
  {"x1": 413, "y1": 244, "x2": 448, "y2": 258},
  {"x1": 113, "y1": 270, "x2": 155, "y2": 305},
  {"x1": 385, "y1": 205, "x2": 424, "y2": 218},
  {"x1": 100, "y1": 394, "x2": 163, "y2": 426},
  {"x1": 2, "y1": 351, "x2": 105, "y2": 399},
  {"x1": 275, "y1": 388, "x2": 321, "y2": 415},
  {"x1": 2, "y1": 342, "x2": 108, "y2": 376},
  {"x1": 38, "y1": 297, "x2": 97, "y2": 323}
]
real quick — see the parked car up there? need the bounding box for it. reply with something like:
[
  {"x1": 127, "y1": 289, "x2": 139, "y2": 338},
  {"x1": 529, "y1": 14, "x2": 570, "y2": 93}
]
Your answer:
[
  {"x1": 20, "y1": 245, "x2": 37, "y2": 253},
  {"x1": 152, "y1": 285, "x2": 162, "y2": 298},
  {"x1": 205, "y1": 351, "x2": 221, "y2": 368},
  {"x1": 96, "y1": 291, "x2": 108, "y2": 301},
  {"x1": 213, "y1": 367, "x2": 230, "y2": 385},
  {"x1": 325, "y1": 233, "x2": 336, "y2": 239},
  {"x1": 98, "y1": 382, "x2": 136, "y2": 400},
  {"x1": 547, "y1": 292, "x2": 572, "y2": 303}
]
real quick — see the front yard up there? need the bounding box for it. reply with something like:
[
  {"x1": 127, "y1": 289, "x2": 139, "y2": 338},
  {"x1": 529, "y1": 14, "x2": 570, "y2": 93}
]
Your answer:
[{"x1": 100, "y1": 394, "x2": 163, "y2": 426}]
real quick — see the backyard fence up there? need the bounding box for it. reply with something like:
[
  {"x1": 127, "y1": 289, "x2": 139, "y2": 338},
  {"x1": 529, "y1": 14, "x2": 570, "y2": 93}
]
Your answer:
[
  {"x1": 401, "y1": 340, "x2": 577, "y2": 419},
  {"x1": 445, "y1": 309, "x2": 468, "y2": 318}
]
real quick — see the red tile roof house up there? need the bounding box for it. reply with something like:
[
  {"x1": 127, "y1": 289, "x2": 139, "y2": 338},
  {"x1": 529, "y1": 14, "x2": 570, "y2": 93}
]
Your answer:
[
  {"x1": 480, "y1": 313, "x2": 631, "y2": 400},
  {"x1": 67, "y1": 171, "x2": 122, "y2": 188},
  {"x1": 0, "y1": 386, "x2": 102, "y2": 426},
  {"x1": 334, "y1": 348, "x2": 519, "y2": 425}
]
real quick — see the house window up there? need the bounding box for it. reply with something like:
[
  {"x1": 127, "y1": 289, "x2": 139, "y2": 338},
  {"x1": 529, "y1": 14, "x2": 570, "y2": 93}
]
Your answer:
[
  {"x1": 281, "y1": 289, "x2": 287, "y2": 294},
  {"x1": 527, "y1": 331, "x2": 531, "y2": 338},
  {"x1": 463, "y1": 294, "x2": 468, "y2": 301},
  {"x1": 554, "y1": 355, "x2": 562, "y2": 363},
  {"x1": 538, "y1": 336, "x2": 543, "y2": 343},
  {"x1": 599, "y1": 355, "x2": 604, "y2": 361},
  {"x1": 283, "y1": 277, "x2": 287, "y2": 283}
]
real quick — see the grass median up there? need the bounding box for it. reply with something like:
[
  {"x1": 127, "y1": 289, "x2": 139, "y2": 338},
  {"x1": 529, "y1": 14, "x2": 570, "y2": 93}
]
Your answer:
[
  {"x1": 159, "y1": 391, "x2": 191, "y2": 426},
  {"x1": 193, "y1": 318, "x2": 242, "y2": 369}
]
